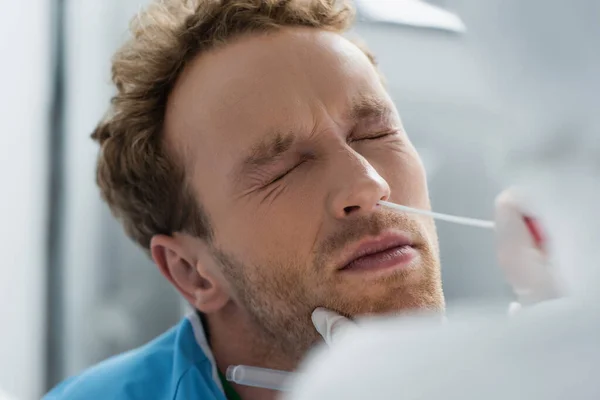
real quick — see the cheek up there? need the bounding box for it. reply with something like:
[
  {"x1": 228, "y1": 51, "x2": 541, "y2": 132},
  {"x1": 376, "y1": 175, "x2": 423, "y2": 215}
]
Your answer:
[
  {"x1": 371, "y1": 146, "x2": 429, "y2": 207},
  {"x1": 214, "y1": 190, "x2": 323, "y2": 267}
]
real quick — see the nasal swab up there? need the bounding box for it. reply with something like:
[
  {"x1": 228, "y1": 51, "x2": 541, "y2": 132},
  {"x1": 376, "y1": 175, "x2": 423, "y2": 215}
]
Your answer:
[
  {"x1": 378, "y1": 200, "x2": 495, "y2": 230},
  {"x1": 226, "y1": 365, "x2": 296, "y2": 392}
]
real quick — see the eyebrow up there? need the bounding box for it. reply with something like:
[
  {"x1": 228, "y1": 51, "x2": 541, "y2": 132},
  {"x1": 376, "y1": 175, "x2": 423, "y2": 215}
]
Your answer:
[
  {"x1": 234, "y1": 96, "x2": 394, "y2": 181},
  {"x1": 240, "y1": 131, "x2": 296, "y2": 172},
  {"x1": 346, "y1": 95, "x2": 395, "y2": 122}
]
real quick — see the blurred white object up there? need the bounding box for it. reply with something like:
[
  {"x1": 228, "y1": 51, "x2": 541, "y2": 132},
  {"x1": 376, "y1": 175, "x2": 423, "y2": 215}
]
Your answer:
[
  {"x1": 493, "y1": 189, "x2": 563, "y2": 305},
  {"x1": 289, "y1": 301, "x2": 600, "y2": 400},
  {"x1": 0, "y1": 388, "x2": 17, "y2": 400},
  {"x1": 355, "y1": 0, "x2": 466, "y2": 33},
  {"x1": 311, "y1": 308, "x2": 359, "y2": 345},
  {"x1": 226, "y1": 365, "x2": 294, "y2": 392}
]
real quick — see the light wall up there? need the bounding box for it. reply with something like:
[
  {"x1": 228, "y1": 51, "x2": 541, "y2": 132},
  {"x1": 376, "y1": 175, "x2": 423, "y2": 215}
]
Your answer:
[{"x1": 0, "y1": 0, "x2": 52, "y2": 399}]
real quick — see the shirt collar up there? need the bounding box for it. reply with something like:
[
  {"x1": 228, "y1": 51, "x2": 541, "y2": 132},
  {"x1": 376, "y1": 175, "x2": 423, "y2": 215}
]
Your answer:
[{"x1": 187, "y1": 311, "x2": 225, "y2": 393}]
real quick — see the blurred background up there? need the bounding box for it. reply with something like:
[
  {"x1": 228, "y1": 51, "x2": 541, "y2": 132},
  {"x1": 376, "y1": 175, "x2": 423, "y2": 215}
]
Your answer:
[{"x1": 0, "y1": 0, "x2": 544, "y2": 398}]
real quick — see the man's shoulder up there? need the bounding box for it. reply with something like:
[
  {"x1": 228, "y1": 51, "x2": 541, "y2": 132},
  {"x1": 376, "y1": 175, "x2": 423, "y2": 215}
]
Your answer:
[{"x1": 44, "y1": 317, "x2": 222, "y2": 400}]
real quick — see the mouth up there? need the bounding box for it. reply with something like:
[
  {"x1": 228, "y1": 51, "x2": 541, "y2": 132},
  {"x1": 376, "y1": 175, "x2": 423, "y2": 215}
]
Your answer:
[{"x1": 338, "y1": 232, "x2": 418, "y2": 274}]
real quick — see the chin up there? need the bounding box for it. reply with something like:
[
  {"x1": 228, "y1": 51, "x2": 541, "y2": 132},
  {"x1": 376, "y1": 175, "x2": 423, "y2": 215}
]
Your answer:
[
  {"x1": 327, "y1": 269, "x2": 444, "y2": 317},
  {"x1": 325, "y1": 283, "x2": 445, "y2": 319}
]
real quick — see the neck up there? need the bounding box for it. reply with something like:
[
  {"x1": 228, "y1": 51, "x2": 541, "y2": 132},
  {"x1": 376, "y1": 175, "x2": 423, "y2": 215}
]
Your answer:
[{"x1": 204, "y1": 304, "x2": 300, "y2": 400}]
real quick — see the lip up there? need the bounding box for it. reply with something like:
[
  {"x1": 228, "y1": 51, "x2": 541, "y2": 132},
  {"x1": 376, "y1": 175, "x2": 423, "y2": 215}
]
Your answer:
[{"x1": 338, "y1": 231, "x2": 416, "y2": 272}]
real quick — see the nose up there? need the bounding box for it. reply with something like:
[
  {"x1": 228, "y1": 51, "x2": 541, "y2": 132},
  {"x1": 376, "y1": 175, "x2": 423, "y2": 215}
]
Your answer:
[{"x1": 328, "y1": 151, "x2": 391, "y2": 219}]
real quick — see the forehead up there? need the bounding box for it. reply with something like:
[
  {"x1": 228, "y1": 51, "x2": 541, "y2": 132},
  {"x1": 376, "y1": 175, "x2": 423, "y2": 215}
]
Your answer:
[{"x1": 164, "y1": 27, "x2": 386, "y2": 171}]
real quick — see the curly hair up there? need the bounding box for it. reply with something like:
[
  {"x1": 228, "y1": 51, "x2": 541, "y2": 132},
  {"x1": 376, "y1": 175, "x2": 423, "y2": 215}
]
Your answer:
[{"x1": 92, "y1": 0, "x2": 358, "y2": 250}]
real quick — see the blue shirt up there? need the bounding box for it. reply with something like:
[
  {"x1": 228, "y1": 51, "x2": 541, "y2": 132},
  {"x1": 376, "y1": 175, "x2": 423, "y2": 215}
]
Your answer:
[{"x1": 44, "y1": 313, "x2": 227, "y2": 400}]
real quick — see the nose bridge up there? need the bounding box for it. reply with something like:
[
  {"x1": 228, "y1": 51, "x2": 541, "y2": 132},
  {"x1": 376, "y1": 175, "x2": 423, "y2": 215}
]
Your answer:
[{"x1": 327, "y1": 146, "x2": 390, "y2": 219}]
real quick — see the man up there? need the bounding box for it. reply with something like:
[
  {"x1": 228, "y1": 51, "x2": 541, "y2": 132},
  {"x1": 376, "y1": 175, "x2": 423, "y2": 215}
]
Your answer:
[
  {"x1": 45, "y1": 0, "x2": 445, "y2": 399},
  {"x1": 288, "y1": 1, "x2": 600, "y2": 399}
]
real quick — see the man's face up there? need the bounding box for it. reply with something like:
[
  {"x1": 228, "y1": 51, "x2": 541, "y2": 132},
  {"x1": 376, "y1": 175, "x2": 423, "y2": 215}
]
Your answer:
[{"x1": 166, "y1": 28, "x2": 444, "y2": 354}]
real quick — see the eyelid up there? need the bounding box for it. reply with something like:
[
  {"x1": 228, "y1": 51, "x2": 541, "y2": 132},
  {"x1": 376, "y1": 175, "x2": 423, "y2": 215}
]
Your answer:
[
  {"x1": 352, "y1": 129, "x2": 399, "y2": 142},
  {"x1": 265, "y1": 159, "x2": 305, "y2": 186}
]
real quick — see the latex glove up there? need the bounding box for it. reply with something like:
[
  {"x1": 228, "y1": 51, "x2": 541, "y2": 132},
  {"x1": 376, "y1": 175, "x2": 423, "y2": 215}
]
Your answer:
[
  {"x1": 494, "y1": 188, "x2": 564, "y2": 312},
  {"x1": 311, "y1": 308, "x2": 357, "y2": 346}
]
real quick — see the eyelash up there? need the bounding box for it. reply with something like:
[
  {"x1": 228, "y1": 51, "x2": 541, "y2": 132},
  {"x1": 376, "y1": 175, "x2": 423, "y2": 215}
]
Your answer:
[
  {"x1": 267, "y1": 160, "x2": 305, "y2": 186},
  {"x1": 263, "y1": 131, "x2": 397, "y2": 187},
  {"x1": 353, "y1": 130, "x2": 398, "y2": 142}
]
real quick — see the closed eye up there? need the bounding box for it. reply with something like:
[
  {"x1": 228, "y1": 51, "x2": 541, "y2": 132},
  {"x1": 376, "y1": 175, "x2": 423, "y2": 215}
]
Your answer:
[
  {"x1": 352, "y1": 130, "x2": 398, "y2": 142},
  {"x1": 265, "y1": 160, "x2": 305, "y2": 186}
]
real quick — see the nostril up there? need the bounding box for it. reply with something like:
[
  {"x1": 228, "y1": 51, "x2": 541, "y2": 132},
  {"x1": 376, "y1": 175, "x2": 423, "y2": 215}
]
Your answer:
[{"x1": 343, "y1": 205, "x2": 360, "y2": 215}]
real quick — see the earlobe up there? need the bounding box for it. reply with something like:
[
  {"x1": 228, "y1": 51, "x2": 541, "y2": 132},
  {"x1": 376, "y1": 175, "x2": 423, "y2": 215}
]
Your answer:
[
  {"x1": 150, "y1": 234, "x2": 230, "y2": 313},
  {"x1": 192, "y1": 284, "x2": 230, "y2": 313}
]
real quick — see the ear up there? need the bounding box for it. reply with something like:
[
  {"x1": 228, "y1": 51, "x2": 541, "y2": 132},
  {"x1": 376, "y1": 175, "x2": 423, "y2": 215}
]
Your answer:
[{"x1": 150, "y1": 234, "x2": 230, "y2": 313}]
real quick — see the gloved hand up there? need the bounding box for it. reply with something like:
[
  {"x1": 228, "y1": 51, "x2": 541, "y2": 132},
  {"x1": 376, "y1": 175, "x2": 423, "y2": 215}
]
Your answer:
[
  {"x1": 312, "y1": 188, "x2": 565, "y2": 344},
  {"x1": 311, "y1": 308, "x2": 359, "y2": 345},
  {"x1": 494, "y1": 188, "x2": 563, "y2": 314}
]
